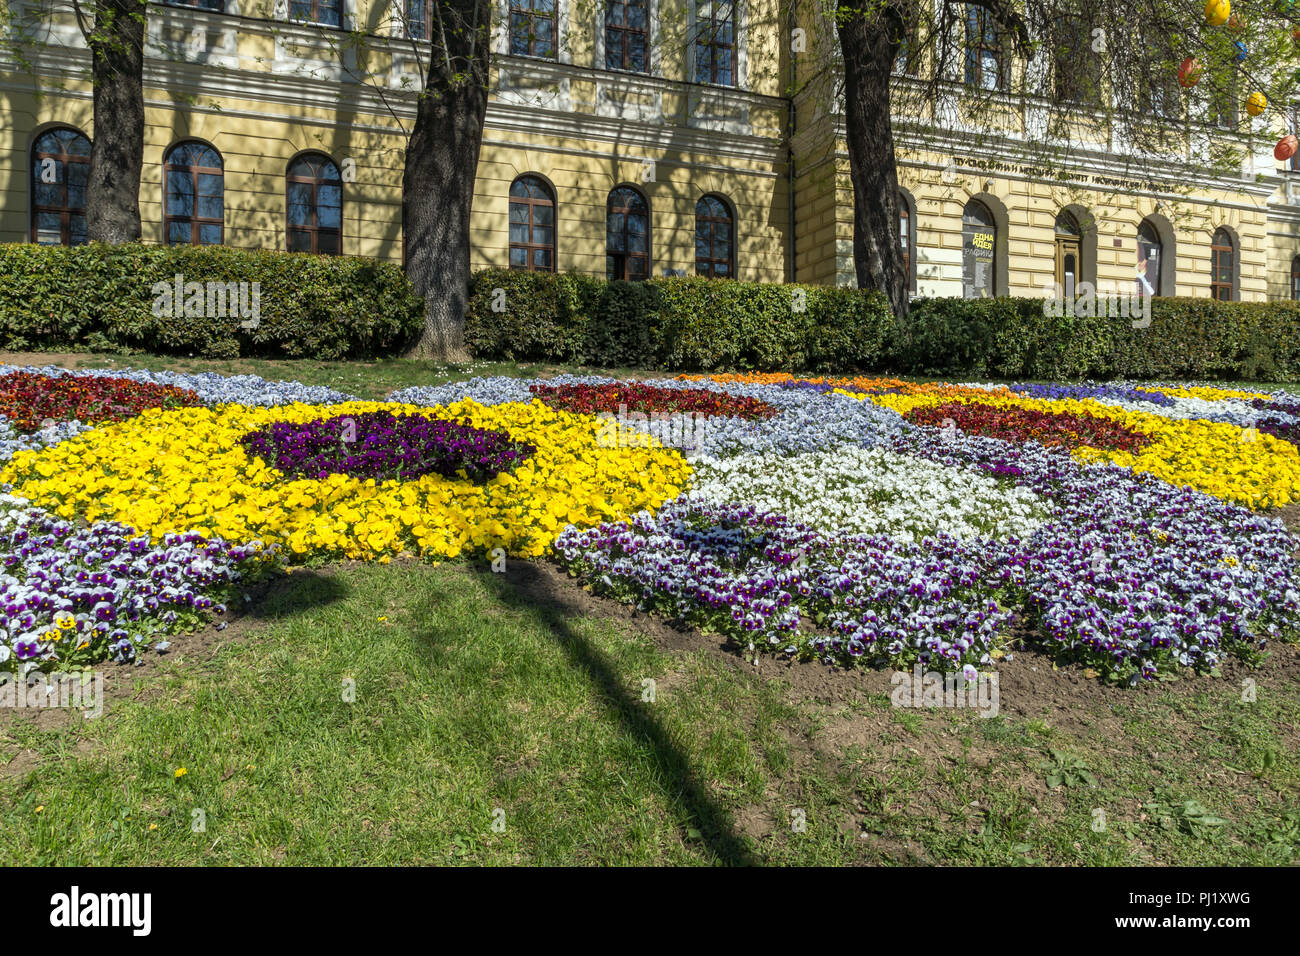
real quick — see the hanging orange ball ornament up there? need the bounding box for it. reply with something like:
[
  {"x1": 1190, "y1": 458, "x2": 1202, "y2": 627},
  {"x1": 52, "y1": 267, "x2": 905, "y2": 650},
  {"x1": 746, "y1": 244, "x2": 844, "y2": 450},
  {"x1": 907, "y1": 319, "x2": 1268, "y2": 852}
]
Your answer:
[
  {"x1": 1275, "y1": 135, "x2": 1298, "y2": 162},
  {"x1": 1227, "y1": 13, "x2": 1246, "y2": 31},
  {"x1": 1178, "y1": 58, "x2": 1203, "y2": 87},
  {"x1": 1246, "y1": 92, "x2": 1267, "y2": 116},
  {"x1": 1205, "y1": 0, "x2": 1231, "y2": 25}
]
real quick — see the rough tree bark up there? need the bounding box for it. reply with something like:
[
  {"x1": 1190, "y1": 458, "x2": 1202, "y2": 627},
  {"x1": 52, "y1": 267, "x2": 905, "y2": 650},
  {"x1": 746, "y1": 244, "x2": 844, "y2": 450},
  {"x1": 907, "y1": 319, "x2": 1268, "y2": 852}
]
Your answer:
[
  {"x1": 835, "y1": 5, "x2": 909, "y2": 318},
  {"x1": 81, "y1": 0, "x2": 147, "y2": 243},
  {"x1": 403, "y1": 0, "x2": 492, "y2": 361}
]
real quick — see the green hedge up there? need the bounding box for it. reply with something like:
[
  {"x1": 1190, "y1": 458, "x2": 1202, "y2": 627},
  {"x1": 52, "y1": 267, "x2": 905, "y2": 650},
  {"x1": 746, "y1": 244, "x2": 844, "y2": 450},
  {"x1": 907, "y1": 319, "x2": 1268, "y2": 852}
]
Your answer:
[
  {"x1": 465, "y1": 269, "x2": 897, "y2": 371},
  {"x1": 467, "y1": 270, "x2": 1300, "y2": 380},
  {"x1": 898, "y1": 296, "x2": 1300, "y2": 381},
  {"x1": 0, "y1": 243, "x2": 425, "y2": 358}
]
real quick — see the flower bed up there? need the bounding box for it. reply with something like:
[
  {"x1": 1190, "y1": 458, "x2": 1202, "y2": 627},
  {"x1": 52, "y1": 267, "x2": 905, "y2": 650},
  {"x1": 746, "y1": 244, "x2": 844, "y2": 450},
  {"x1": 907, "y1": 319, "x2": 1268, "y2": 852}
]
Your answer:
[
  {"x1": 528, "y1": 382, "x2": 778, "y2": 420},
  {"x1": 906, "y1": 401, "x2": 1152, "y2": 452},
  {"x1": 241, "y1": 411, "x2": 535, "y2": 483},
  {"x1": 4, "y1": 363, "x2": 1299, "y2": 683},
  {"x1": 2, "y1": 399, "x2": 689, "y2": 561},
  {"x1": 0, "y1": 370, "x2": 203, "y2": 432}
]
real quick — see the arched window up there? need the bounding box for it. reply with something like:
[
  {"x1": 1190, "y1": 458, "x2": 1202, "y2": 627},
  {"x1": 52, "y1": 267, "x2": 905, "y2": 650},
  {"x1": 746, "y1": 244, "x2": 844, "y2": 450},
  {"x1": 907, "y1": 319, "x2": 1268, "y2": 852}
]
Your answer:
[
  {"x1": 1137, "y1": 220, "x2": 1163, "y2": 296},
  {"x1": 287, "y1": 153, "x2": 343, "y2": 255},
  {"x1": 1054, "y1": 210, "x2": 1081, "y2": 296},
  {"x1": 694, "y1": 0, "x2": 736, "y2": 86},
  {"x1": 509, "y1": 0, "x2": 556, "y2": 59},
  {"x1": 606, "y1": 0, "x2": 649, "y2": 72},
  {"x1": 694, "y1": 194, "x2": 734, "y2": 278},
  {"x1": 289, "y1": 0, "x2": 342, "y2": 27},
  {"x1": 964, "y1": 5, "x2": 1006, "y2": 91},
  {"x1": 30, "y1": 127, "x2": 91, "y2": 246},
  {"x1": 898, "y1": 189, "x2": 917, "y2": 292},
  {"x1": 1291, "y1": 255, "x2": 1300, "y2": 301},
  {"x1": 1210, "y1": 227, "x2": 1236, "y2": 301},
  {"x1": 606, "y1": 186, "x2": 650, "y2": 280},
  {"x1": 509, "y1": 175, "x2": 556, "y2": 272},
  {"x1": 961, "y1": 199, "x2": 997, "y2": 298},
  {"x1": 164, "y1": 142, "x2": 224, "y2": 246}
]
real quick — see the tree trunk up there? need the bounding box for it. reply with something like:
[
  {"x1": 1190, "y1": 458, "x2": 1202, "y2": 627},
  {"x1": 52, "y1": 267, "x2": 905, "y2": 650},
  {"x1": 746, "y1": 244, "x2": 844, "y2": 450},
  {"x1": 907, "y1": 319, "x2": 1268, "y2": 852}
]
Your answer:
[
  {"x1": 84, "y1": 0, "x2": 147, "y2": 243},
  {"x1": 403, "y1": 0, "x2": 492, "y2": 361},
  {"x1": 836, "y1": 8, "x2": 909, "y2": 318}
]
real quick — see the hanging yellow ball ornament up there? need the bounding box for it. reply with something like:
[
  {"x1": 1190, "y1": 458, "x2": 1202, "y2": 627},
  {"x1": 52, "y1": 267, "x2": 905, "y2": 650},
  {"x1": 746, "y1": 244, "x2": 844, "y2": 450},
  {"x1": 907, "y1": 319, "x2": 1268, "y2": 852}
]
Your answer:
[
  {"x1": 1247, "y1": 92, "x2": 1267, "y2": 116},
  {"x1": 1205, "y1": 0, "x2": 1231, "y2": 25}
]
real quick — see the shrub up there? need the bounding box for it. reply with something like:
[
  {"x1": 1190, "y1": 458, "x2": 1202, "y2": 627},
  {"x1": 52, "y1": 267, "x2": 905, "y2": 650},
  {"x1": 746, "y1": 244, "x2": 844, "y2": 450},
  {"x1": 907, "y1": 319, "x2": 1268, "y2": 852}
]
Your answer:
[
  {"x1": 0, "y1": 243, "x2": 425, "y2": 359},
  {"x1": 896, "y1": 296, "x2": 1300, "y2": 381},
  {"x1": 465, "y1": 269, "x2": 896, "y2": 372}
]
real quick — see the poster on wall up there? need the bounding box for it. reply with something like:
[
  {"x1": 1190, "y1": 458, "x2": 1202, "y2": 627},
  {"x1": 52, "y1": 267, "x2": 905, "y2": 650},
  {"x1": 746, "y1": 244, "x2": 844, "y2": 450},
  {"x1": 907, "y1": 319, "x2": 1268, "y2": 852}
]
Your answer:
[{"x1": 962, "y1": 222, "x2": 995, "y2": 298}]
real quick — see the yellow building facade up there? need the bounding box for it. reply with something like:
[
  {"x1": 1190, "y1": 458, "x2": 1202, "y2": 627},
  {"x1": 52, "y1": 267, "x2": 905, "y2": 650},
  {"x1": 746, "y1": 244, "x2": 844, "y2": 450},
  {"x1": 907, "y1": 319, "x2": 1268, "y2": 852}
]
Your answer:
[{"x1": 1, "y1": 0, "x2": 1298, "y2": 300}]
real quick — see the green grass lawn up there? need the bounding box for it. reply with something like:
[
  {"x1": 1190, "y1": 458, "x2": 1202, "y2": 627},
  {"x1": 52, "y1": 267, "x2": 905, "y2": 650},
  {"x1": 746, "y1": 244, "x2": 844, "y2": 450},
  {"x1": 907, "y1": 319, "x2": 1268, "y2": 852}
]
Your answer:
[
  {"x1": 2, "y1": 350, "x2": 1296, "y2": 400},
  {"x1": 2, "y1": 557, "x2": 1297, "y2": 866}
]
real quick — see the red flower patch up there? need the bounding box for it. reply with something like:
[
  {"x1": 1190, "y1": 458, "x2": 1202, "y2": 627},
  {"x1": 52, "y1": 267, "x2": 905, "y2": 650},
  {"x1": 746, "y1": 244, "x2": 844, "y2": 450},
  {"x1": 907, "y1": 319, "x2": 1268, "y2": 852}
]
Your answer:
[
  {"x1": 907, "y1": 401, "x2": 1151, "y2": 453},
  {"x1": 529, "y1": 383, "x2": 778, "y2": 420},
  {"x1": 0, "y1": 372, "x2": 204, "y2": 432}
]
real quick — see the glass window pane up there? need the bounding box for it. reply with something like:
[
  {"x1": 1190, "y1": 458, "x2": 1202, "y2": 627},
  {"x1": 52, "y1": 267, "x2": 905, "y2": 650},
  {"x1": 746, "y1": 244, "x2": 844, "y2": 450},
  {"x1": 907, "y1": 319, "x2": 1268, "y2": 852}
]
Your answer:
[
  {"x1": 36, "y1": 212, "x2": 62, "y2": 245},
  {"x1": 288, "y1": 230, "x2": 312, "y2": 252},
  {"x1": 199, "y1": 223, "x2": 221, "y2": 245},
  {"x1": 316, "y1": 232, "x2": 340, "y2": 255}
]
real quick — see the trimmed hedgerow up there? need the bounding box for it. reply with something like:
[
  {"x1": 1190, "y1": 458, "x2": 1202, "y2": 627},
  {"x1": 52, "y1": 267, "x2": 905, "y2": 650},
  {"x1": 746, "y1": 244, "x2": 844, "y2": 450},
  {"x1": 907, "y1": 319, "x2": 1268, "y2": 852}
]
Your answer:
[
  {"x1": 896, "y1": 296, "x2": 1300, "y2": 381},
  {"x1": 465, "y1": 269, "x2": 896, "y2": 372},
  {"x1": 0, "y1": 243, "x2": 424, "y2": 359}
]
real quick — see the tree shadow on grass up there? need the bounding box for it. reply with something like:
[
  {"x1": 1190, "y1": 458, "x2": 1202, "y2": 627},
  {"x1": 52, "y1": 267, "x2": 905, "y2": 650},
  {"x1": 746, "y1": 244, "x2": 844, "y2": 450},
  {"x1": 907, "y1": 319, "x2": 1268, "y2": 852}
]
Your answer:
[
  {"x1": 477, "y1": 561, "x2": 760, "y2": 867},
  {"x1": 241, "y1": 569, "x2": 350, "y2": 620}
]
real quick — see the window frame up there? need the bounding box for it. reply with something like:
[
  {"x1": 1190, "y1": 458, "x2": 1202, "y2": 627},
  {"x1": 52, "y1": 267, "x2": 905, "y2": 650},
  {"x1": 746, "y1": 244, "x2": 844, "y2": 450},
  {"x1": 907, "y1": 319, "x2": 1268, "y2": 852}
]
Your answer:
[
  {"x1": 694, "y1": 193, "x2": 735, "y2": 279},
  {"x1": 1136, "y1": 219, "x2": 1163, "y2": 297},
  {"x1": 509, "y1": 0, "x2": 557, "y2": 60},
  {"x1": 405, "y1": 0, "x2": 433, "y2": 39},
  {"x1": 1054, "y1": 210, "x2": 1082, "y2": 296},
  {"x1": 1210, "y1": 227, "x2": 1236, "y2": 301},
  {"x1": 964, "y1": 5, "x2": 1007, "y2": 92},
  {"x1": 508, "y1": 175, "x2": 557, "y2": 273},
  {"x1": 288, "y1": 0, "x2": 343, "y2": 27},
  {"x1": 286, "y1": 153, "x2": 344, "y2": 256},
  {"x1": 606, "y1": 185, "x2": 651, "y2": 281},
  {"x1": 694, "y1": 0, "x2": 737, "y2": 88},
  {"x1": 163, "y1": 141, "x2": 225, "y2": 248},
  {"x1": 604, "y1": 0, "x2": 649, "y2": 73},
  {"x1": 961, "y1": 198, "x2": 998, "y2": 299},
  {"x1": 29, "y1": 126, "x2": 91, "y2": 247}
]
